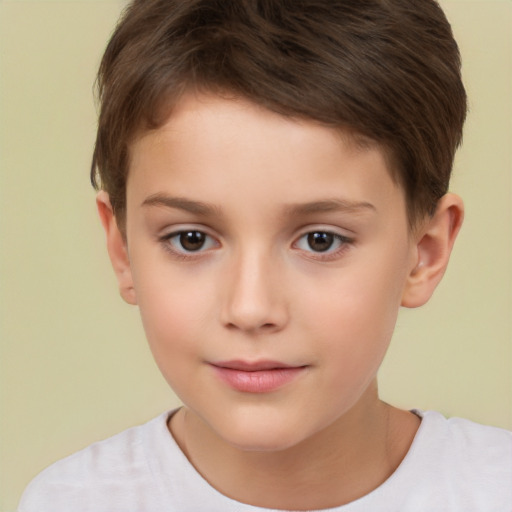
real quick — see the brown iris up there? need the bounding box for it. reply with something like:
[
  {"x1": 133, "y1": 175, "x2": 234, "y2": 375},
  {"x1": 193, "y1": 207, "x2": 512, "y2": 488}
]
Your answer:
[
  {"x1": 307, "y1": 232, "x2": 334, "y2": 252},
  {"x1": 179, "y1": 231, "x2": 206, "y2": 251}
]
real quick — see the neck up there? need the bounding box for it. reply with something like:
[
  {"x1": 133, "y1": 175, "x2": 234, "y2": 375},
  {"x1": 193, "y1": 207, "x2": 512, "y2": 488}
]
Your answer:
[{"x1": 169, "y1": 383, "x2": 420, "y2": 510}]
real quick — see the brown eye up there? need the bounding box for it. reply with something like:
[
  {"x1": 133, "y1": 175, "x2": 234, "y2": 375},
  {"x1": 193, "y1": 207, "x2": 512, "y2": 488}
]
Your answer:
[
  {"x1": 179, "y1": 231, "x2": 206, "y2": 251},
  {"x1": 162, "y1": 229, "x2": 218, "y2": 256},
  {"x1": 307, "y1": 232, "x2": 335, "y2": 252}
]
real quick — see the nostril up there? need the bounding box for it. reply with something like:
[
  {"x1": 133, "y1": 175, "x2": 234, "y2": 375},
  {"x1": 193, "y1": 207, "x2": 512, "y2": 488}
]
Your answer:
[{"x1": 225, "y1": 321, "x2": 278, "y2": 333}]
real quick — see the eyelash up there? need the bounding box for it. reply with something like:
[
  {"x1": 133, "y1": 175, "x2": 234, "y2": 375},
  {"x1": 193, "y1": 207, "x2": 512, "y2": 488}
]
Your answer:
[
  {"x1": 159, "y1": 230, "x2": 218, "y2": 260},
  {"x1": 293, "y1": 230, "x2": 353, "y2": 261},
  {"x1": 158, "y1": 229, "x2": 354, "y2": 261}
]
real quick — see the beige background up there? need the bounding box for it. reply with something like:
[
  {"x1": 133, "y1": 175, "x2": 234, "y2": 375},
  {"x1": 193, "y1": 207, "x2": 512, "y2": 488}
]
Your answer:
[{"x1": 0, "y1": 0, "x2": 511, "y2": 510}]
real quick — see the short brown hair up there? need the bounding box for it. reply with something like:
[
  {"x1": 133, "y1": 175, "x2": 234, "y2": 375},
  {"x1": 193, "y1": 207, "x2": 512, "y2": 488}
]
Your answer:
[{"x1": 91, "y1": 0, "x2": 467, "y2": 227}]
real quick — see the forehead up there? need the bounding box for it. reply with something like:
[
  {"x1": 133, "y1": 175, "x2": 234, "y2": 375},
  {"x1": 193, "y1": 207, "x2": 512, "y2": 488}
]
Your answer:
[
  {"x1": 126, "y1": 92, "x2": 405, "y2": 222},
  {"x1": 130, "y1": 92, "x2": 386, "y2": 170}
]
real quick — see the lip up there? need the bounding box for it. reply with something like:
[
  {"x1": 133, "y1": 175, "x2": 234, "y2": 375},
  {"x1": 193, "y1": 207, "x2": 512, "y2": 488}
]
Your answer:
[{"x1": 210, "y1": 360, "x2": 308, "y2": 393}]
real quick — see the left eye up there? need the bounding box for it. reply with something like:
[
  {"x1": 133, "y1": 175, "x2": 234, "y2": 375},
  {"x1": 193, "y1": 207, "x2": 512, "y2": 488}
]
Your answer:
[
  {"x1": 295, "y1": 231, "x2": 348, "y2": 253},
  {"x1": 165, "y1": 230, "x2": 217, "y2": 253}
]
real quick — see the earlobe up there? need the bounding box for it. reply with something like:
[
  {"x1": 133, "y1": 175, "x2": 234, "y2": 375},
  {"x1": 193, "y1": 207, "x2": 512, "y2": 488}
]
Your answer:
[
  {"x1": 96, "y1": 191, "x2": 137, "y2": 305},
  {"x1": 401, "y1": 193, "x2": 464, "y2": 308}
]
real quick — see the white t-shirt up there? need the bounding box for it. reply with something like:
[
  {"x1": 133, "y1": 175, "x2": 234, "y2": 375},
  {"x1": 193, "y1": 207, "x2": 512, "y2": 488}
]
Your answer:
[{"x1": 18, "y1": 410, "x2": 512, "y2": 512}]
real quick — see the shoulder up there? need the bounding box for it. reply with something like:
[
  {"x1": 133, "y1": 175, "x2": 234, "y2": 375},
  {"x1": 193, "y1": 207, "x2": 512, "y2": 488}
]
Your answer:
[
  {"x1": 18, "y1": 411, "x2": 173, "y2": 512},
  {"x1": 404, "y1": 410, "x2": 512, "y2": 509},
  {"x1": 416, "y1": 410, "x2": 512, "y2": 462}
]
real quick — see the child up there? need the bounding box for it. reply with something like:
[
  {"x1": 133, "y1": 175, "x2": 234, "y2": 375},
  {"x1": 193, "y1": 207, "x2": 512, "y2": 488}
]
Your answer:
[{"x1": 18, "y1": 0, "x2": 511, "y2": 510}]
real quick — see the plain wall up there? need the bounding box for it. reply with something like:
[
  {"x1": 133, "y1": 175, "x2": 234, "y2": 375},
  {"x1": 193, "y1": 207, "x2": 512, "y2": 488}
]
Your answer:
[{"x1": 1, "y1": 0, "x2": 511, "y2": 510}]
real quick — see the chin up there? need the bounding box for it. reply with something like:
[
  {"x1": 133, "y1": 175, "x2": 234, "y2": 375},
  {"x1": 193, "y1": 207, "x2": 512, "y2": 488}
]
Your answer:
[{"x1": 210, "y1": 411, "x2": 313, "y2": 453}]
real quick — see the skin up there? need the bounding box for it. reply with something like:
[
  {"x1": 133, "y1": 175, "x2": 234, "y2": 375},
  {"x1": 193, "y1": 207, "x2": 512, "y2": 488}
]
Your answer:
[{"x1": 98, "y1": 93, "x2": 463, "y2": 509}]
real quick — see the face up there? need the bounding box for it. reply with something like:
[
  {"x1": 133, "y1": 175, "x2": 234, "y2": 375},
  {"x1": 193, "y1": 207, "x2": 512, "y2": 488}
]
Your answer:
[{"x1": 121, "y1": 93, "x2": 418, "y2": 451}]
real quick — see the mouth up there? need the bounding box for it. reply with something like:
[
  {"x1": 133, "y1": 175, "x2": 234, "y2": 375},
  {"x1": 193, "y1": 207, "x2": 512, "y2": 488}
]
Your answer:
[{"x1": 209, "y1": 360, "x2": 308, "y2": 393}]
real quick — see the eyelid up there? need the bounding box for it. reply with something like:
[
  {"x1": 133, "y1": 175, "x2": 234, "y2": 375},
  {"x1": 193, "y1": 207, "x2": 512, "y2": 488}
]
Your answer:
[
  {"x1": 294, "y1": 231, "x2": 351, "y2": 250},
  {"x1": 158, "y1": 225, "x2": 221, "y2": 257},
  {"x1": 292, "y1": 226, "x2": 354, "y2": 260},
  {"x1": 158, "y1": 223, "x2": 217, "y2": 239},
  {"x1": 293, "y1": 224, "x2": 354, "y2": 242}
]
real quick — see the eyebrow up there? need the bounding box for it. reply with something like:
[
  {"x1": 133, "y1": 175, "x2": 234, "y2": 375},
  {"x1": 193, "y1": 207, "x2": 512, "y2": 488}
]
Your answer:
[
  {"x1": 141, "y1": 194, "x2": 221, "y2": 216},
  {"x1": 141, "y1": 194, "x2": 375, "y2": 217},
  {"x1": 283, "y1": 199, "x2": 376, "y2": 216}
]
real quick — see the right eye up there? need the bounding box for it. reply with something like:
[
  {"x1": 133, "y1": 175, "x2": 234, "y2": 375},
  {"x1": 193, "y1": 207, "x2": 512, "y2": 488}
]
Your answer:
[{"x1": 163, "y1": 230, "x2": 218, "y2": 254}]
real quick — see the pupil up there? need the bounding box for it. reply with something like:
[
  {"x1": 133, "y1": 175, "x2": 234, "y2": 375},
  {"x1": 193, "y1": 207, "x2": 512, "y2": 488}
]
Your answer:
[
  {"x1": 308, "y1": 232, "x2": 333, "y2": 252},
  {"x1": 180, "y1": 231, "x2": 205, "y2": 251}
]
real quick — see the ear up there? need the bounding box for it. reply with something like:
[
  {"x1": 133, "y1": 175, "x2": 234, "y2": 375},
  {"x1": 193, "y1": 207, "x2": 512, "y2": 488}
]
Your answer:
[
  {"x1": 96, "y1": 191, "x2": 137, "y2": 305},
  {"x1": 401, "y1": 193, "x2": 464, "y2": 308}
]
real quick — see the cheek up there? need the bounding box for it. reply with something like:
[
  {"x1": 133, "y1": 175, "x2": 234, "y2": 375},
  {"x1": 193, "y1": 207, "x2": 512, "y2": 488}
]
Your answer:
[
  {"x1": 301, "y1": 252, "x2": 407, "y2": 371},
  {"x1": 130, "y1": 258, "x2": 215, "y2": 368},
  {"x1": 136, "y1": 286, "x2": 210, "y2": 401}
]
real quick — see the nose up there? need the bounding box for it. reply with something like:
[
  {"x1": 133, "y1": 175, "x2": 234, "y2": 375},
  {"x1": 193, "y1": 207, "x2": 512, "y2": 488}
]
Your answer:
[{"x1": 220, "y1": 248, "x2": 289, "y2": 334}]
